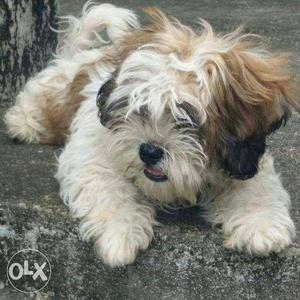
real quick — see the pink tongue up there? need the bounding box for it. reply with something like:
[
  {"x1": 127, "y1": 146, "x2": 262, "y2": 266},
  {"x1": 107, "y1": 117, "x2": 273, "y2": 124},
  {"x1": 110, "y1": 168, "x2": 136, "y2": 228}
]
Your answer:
[{"x1": 145, "y1": 167, "x2": 163, "y2": 176}]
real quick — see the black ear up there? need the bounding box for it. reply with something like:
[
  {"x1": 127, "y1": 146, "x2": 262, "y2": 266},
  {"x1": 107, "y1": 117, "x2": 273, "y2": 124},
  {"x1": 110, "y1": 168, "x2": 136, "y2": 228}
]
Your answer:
[
  {"x1": 96, "y1": 77, "x2": 117, "y2": 126},
  {"x1": 218, "y1": 113, "x2": 290, "y2": 180},
  {"x1": 218, "y1": 135, "x2": 266, "y2": 180}
]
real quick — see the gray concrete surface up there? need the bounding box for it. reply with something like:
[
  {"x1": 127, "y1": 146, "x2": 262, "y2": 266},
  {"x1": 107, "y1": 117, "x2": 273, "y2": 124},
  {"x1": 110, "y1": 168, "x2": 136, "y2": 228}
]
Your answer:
[{"x1": 1, "y1": 0, "x2": 300, "y2": 299}]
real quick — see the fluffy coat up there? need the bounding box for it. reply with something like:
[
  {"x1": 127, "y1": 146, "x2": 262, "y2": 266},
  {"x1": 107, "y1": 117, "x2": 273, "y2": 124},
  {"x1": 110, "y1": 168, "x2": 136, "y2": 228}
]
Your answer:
[{"x1": 4, "y1": 2, "x2": 299, "y2": 266}]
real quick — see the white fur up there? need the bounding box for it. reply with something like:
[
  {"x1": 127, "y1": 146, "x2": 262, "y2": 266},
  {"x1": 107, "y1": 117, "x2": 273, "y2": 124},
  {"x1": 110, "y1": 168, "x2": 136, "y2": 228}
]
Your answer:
[
  {"x1": 207, "y1": 154, "x2": 295, "y2": 255},
  {"x1": 56, "y1": 77, "x2": 155, "y2": 266},
  {"x1": 4, "y1": 3, "x2": 296, "y2": 266},
  {"x1": 58, "y1": 1, "x2": 139, "y2": 57}
]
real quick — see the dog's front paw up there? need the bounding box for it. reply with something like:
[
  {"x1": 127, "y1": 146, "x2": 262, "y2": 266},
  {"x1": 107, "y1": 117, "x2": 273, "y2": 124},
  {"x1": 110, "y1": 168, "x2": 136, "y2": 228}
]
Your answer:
[
  {"x1": 223, "y1": 215, "x2": 295, "y2": 256},
  {"x1": 95, "y1": 222, "x2": 154, "y2": 267}
]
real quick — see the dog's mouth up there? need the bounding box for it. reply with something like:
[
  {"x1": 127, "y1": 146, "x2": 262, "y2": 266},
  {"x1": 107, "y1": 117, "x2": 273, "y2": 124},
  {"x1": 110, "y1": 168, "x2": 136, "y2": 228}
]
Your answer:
[{"x1": 144, "y1": 166, "x2": 168, "y2": 182}]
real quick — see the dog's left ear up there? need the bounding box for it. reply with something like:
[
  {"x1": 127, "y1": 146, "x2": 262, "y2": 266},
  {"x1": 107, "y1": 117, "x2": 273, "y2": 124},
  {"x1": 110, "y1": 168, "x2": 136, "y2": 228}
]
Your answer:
[
  {"x1": 217, "y1": 114, "x2": 290, "y2": 180},
  {"x1": 218, "y1": 134, "x2": 266, "y2": 180},
  {"x1": 203, "y1": 39, "x2": 299, "y2": 179}
]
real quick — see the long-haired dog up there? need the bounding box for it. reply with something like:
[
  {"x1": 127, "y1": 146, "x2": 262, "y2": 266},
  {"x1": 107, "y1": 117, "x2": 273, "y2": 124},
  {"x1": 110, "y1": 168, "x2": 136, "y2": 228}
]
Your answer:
[{"x1": 4, "y1": 2, "x2": 299, "y2": 267}]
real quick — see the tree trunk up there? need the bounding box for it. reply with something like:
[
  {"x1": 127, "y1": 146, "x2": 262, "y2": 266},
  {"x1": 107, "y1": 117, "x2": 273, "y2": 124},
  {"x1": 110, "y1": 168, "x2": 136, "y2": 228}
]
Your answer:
[{"x1": 0, "y1": 0, "x2": 58, "y2": 106}]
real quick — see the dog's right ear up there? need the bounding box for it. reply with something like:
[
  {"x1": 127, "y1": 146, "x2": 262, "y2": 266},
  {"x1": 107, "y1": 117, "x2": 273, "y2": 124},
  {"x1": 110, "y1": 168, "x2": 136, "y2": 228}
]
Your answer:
[
  {"x1": 96, "y1": 76, "x2": 117, "y2": 126},
  {"x1": 96, "y1": 71, "x2": 129, "y2": 127}
]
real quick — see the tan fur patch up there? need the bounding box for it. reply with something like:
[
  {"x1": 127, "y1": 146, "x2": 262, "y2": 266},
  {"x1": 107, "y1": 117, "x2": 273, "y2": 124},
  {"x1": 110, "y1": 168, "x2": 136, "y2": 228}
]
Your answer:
[
  {"x1": 40, "y1": 69, "x2": 90, "y2": 145},
  {"x1": 203, "y1": 46, "x2": 298, "y2": 156},
  {"x1": 115, "y1": 9, "x2": 299, "y2": 158},
  {"x1": 113, "y1": 8, "x2": 200, "y2": 64},
  {"x1": 40, "y1": 8, "x2": 299, "y2": 151}
]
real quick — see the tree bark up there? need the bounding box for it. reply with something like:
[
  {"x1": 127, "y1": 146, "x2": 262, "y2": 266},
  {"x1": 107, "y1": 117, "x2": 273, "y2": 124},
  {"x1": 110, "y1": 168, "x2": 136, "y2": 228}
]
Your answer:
[{"x1": 0, "y1": 0, "x2": 58, "y2": 106}]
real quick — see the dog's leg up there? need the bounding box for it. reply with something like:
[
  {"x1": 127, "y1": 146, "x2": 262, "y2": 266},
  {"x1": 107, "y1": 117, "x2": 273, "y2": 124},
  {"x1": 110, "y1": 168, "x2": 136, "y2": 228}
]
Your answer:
[
  {"x1": 76, "y1": 170, "x2": 155, "y2": 267},
  {"x1": 4, "y1": 3, "x2": 139, "y2": 144},
  {"x1": 208, "y1": 153, "x2": 295, "y2": 255},
  {"x1": 56, "y1": 97, "x2": 155, "y2": 267}
]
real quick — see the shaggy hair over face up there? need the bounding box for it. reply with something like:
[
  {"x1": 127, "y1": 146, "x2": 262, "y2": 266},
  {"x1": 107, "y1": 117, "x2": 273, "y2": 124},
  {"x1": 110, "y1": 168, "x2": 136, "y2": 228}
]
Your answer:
[
  {"x1": 4, "y1": 2, "x2": 299, "y2": 267},
  {"x1": 98, "y1": 8, "x2": 299, "y2": 182}
]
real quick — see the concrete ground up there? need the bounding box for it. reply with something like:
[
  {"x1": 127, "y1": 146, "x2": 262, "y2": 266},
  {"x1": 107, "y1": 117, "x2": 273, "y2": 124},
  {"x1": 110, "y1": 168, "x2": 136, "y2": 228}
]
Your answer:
[{"x1": 0, "y1": 0, "x2": 300, "y2": 299}]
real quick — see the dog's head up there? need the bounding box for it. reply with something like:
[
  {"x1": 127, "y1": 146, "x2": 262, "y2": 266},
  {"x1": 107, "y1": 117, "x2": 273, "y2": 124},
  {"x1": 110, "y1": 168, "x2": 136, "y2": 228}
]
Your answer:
[{"x1": 97, "y1": 9, "x2": 299, "y2": 203}]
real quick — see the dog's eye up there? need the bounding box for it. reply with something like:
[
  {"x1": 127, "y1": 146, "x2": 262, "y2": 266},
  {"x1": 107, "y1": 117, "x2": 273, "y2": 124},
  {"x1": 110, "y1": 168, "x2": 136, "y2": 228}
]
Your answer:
[
  {"x1": 176, "y1": 102, "x2": 200, "y2": 128},
  {"x1": 100, "y1": 98, "x2": 128, "y2": 126},
  {"x1": 174, "y1": 118, "x2": 197, "y2": 129},
  {"x1": 174, "y1": 117, "x2": 203, "y2": 140},
  {"x1": 134, "y1": 106, "x2": 150, "y2": 119}
]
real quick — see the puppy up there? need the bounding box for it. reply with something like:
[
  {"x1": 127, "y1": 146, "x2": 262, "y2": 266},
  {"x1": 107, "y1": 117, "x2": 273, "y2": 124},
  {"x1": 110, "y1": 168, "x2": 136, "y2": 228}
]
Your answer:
[{"x1": 4, "y1": 2, "x2": 299, "y2": 267}]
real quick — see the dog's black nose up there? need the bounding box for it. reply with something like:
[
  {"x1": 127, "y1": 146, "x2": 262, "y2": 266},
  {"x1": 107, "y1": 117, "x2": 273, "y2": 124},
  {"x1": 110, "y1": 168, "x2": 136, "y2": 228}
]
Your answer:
[{"x1": 139, "y1": 143, "x2": 164, "y2": 165}]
